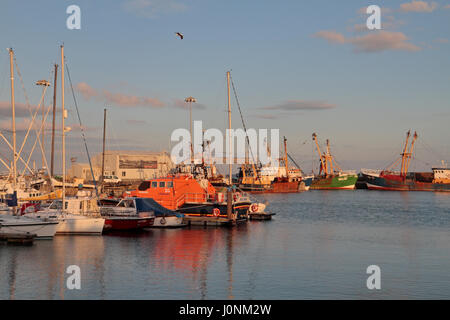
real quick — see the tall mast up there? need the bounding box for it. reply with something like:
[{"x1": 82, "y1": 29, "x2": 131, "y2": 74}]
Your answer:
[
  {"x1": 326, "y1": 139, "x2": 333, "y2": 174},
  {"x1": 184, "y1": 97, "x2": 196, "y2": 164},
  {"x1": 400, "y1": 130, "x2": 411, "y2": 176},
  {"x1": 61, "y1": 45, "x2": 66, "y2": 209},
  {"x1": 283, "y1": 136, "x2": 289, "y2": 179},
  {"x1": 312, "y1": 133, "x2": 325, "y2": 175},
  {"x1": 51, "y1": 64, "x2": 58, "y2": 177},
  {"x1": 404, "y1": 131, "x2": 418, "y2": 175},
  {"x1": 226, "y1": 71, "x2": 234, "y2": 222},
  {"x1": 8, "y1": 49, "x2": 17, "y2": 192},
  {"x1": 101, "y1": 108, "x2": 107, "y2": 191},
  {"x1": 227, "y1": 71, "x2": 232, "y2": 186}
]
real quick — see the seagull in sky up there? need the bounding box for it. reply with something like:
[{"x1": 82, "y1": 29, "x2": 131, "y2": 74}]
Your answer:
[{"x1": 175, "y1": 32, "x2": 184, "y2": 40}]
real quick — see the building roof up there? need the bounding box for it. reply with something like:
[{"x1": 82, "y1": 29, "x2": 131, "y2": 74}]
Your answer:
[{"x1": 101, "y1": 150, "x2": 169, "y2": 156}]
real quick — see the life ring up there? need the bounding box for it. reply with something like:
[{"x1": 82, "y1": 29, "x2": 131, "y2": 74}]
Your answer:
[
  {"x1": 213, "y1": 208, "x2": 220, "y2": 217},
  {"x1": 160, "y1": 217, "x2": 166, "y2": 225},
  {"x1": 250, "y1": 203, "x2": 259, "y2": 213}
]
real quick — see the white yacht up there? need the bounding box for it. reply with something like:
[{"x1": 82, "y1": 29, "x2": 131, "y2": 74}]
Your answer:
[
  {"x1": 24, "y1": 196, "x2": 105, "y2": 235},
  {"x1": 0, "y1": 214, "x2": 59, "y2": 239}
]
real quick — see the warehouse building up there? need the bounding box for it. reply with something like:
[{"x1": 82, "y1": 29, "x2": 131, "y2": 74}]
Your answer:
[{"x1": 68, "y1": 150, "x2": 174, "y2": 182}]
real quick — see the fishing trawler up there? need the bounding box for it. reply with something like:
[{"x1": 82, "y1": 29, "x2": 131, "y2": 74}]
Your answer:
[
  {"x1": 362, "y1": 131, "x2": 450, "y2": 191},
  {"x1": 238, "y1": 137, "x2": 312, "y2": 193},
  {"x1": 310, "y1": 133, "x2": 358, "y2": 190}
]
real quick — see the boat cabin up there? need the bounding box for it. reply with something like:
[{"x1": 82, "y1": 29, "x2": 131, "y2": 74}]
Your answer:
[
  {"x1": 129, "y1": 175, "x2": 216, "y2": 210},
  {"x1": 432, "y1": 168, "x2": 450, "y2": 183}
]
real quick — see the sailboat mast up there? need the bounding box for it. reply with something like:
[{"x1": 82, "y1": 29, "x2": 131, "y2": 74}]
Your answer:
[
  {"x1": 61, "y1": 45, "x2": 66, "y2": 210},
  {"x1": 101, "y1": 108, "x2": 107, "y2": 191},
  {"x1": 227, "y1": 71, "x2": 232, "y2": 186},
  {"x1": 8, "y1": 49, "x2": 17, "y2": 191},
  {"x1": 51, "y1": 64, "x2": 58, "y2": 177}
]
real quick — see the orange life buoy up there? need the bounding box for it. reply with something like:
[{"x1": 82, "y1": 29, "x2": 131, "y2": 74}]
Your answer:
[
  {"x1": 213, "y1": 208, "x2": 220, "y2": 217},
  {"x1": 250, "y1": 203, "x2": 259, "y2": 213}
]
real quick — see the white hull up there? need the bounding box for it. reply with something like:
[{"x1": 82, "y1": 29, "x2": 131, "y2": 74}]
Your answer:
[
  {"x1": 0, "y1": 216, "x2": 59, "y2": 238},
  {"x1": 148, "y1": 216, "x2": 184, "y2": 228},
  {"x1": 55, "y1": 217, "x2": 105, "y2": 235},
  {"x1": 24, "y1": 212, "x2": 105, "y2": 235}
]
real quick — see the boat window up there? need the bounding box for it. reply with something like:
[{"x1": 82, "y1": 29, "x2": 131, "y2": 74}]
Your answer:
[
  {"x1": 138, "y1": 181, "x2": 150, "y2": 191},
  {"x1": 167, "y1": 181, "x2": 173, "y2": 188},
  {"x1": 159, "y1": 181, "x2": 165, "y2": 188},
  {"x1": 151, "y1": 181, "x2": 158, "y2": 188}
]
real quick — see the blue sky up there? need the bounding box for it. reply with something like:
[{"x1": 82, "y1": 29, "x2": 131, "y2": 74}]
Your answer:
[{"x1": 0, "y1": 0, "x2": 449, "y2": 173}]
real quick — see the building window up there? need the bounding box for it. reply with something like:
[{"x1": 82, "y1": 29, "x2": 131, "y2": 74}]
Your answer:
[
  {"x1": 112, "y1": 171, "x2": 115, "y2": 175},
  {"x1": 122, "y1": 171, "x2": 126, "y2": 177}
]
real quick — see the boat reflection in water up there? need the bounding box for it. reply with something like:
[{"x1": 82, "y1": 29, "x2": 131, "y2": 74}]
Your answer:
[
  {"x1": 1, "y1": 236, "x2": 106, "y2": 300},
  {"x1": 149, "y1": 225, "x2": 249, "y2": 299}
]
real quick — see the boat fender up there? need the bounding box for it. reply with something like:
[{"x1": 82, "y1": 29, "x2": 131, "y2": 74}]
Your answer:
[
  {"x1": 213, "y1": 208, "x2": 220, "y2": 217},
  {"x1": 298, "y1": 182, "x2": 306, "y2": 191},
  {"x1": 160, "y1": 217, "x2": 166, "y2": 225}
]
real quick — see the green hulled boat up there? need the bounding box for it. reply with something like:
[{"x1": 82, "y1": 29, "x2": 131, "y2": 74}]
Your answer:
[
  {"x1": 310, "y1": 133, "x2": 357, "y2": 190},
  {"x1": 310, "y1": 173, "x2": 358, "y2": 190}
]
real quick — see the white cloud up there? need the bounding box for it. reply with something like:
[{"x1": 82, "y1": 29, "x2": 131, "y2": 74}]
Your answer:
[{"x1": 400, "y1": 1, "x2": 438, "y2": 13}]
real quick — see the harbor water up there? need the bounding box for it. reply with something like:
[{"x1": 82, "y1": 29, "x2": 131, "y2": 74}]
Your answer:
[{"x1": 1, "y1": 190, "x2": 449, "y2": 299}]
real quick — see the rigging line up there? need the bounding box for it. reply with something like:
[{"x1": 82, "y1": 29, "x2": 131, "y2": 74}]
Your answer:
[
  {"x1": 13, "y1": 56, "x2": 55, "y2": 159},
  {"x1": 65, "y1": 62, "x2": 98, "y2": 197},
  {"x1": 13, "y1": 55, "x2": 33, "y2": 114},
  {"x1": 287, "y1": 153, "x2": 304, "y2": 173},
  {"x1": 229, "y1": 74, "x2": 260, "y2": 168}
]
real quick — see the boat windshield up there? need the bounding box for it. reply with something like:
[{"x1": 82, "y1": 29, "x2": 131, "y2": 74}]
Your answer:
[
  {"x1": 49, "y1": 201, "x2": 62, "y2": 210},
  {"x1": 117, "y1": 199, "x2": 135, "y2": 208}
]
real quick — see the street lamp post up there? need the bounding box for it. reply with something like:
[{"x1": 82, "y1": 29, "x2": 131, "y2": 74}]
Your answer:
[
  {"x1": 184, "y1": 96, "x2": 197, "y2": 163},
  {"x1": 36, "y1": 79, "x2": 51, "y2": 170}
]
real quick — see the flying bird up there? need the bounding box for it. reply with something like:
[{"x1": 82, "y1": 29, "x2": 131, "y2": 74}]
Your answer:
[{"x1": 175, "y1": 32, "x2": 184, "y2": 40}]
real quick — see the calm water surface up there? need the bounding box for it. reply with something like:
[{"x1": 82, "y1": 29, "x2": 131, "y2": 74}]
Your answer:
[{"x1": 1, "y1": 190, "x2": 449, "y2": 299}]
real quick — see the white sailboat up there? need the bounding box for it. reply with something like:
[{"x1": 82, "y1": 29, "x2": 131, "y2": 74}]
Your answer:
[
  {"x1": 23, "y1": 45, "x2": 104, "y2": 235},
  {"x1": 25, "y1": 195, "x2": 105, "y2": 235},
  {"x1": 0, "y1": 48, "x2": 59, "y2": 239},
  {"x1": 0, "y1": 215, "x2": 59, "y2": 239}
]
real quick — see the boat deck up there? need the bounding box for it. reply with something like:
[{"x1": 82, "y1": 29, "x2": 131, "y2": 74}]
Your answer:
[{"x1": 183, "y1": 216, "x2": 247, "y2": 227}]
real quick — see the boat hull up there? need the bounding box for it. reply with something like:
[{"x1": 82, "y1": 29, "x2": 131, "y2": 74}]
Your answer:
[
  {"x1": 103, "y1": 217, "x2": 154, "y2": 231},
  {"x1": 364, "y1": 173, "x2": 450, "y2": 192},
  {"x1": 147, "y1": 216, "x2": 185, "y2": 228},
  {"x1": 0, "y1": 217, "x2": 59, "y2": 239},
  {"x1": 239, "y1": 177, "x2": 312, "y2": 193},
  {"x1": 310, "y1": 175, "x2": 358, "y2": 190},
  {"x1": 55, "y1": 218, "x2": 105, "y2": 235},
  {"x1": 180, "y1": 201, "x2": 251, "y2": 221}
]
